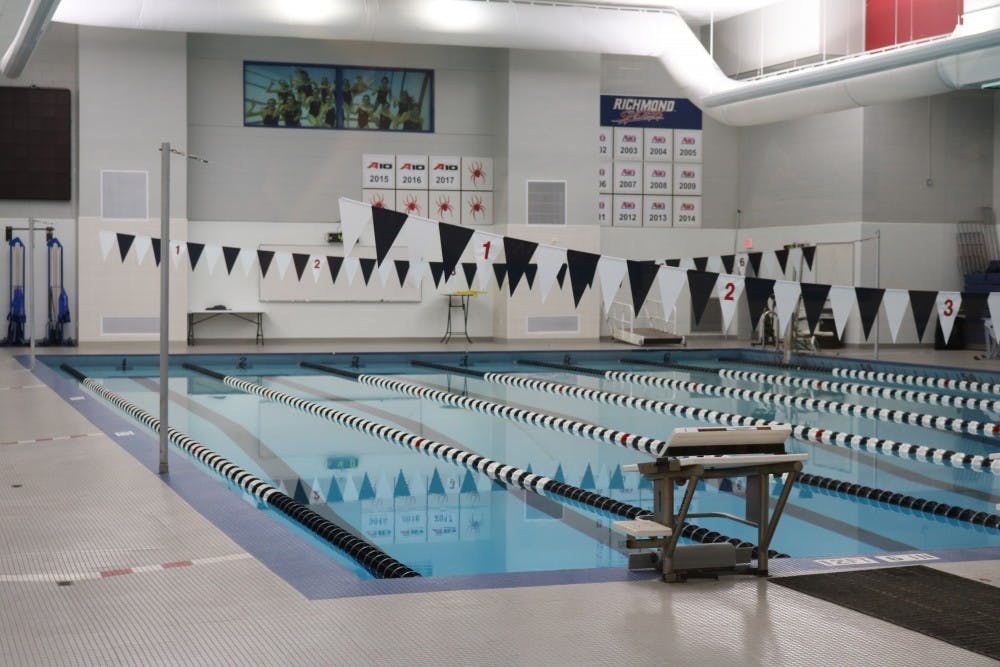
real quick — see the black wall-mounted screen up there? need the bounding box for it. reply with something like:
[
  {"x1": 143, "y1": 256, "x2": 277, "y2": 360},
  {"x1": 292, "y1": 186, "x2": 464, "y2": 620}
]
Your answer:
[{"x1": 0, "y1": 86, "x2": 72, "y2": 201}]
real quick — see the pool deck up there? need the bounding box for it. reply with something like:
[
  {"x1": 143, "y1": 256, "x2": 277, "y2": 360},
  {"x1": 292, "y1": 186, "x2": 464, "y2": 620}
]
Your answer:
[{"x1": 2, "y1": 338, "x2": 999, "y2": 666}]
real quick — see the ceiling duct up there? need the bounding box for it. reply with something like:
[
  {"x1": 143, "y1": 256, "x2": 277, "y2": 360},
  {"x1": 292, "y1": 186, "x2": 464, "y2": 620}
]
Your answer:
[{"x1": 1, "y1": 0, "x2": 61, "y2": 78}]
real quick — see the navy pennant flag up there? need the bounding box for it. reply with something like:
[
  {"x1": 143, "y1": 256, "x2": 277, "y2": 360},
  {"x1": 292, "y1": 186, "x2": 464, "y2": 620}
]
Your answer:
[
  {"x1": 502, "y1": 237, "x2": 538, "y2": 296},
  {"x1": 257, "y1": 249, "x2": 275, "y2": 278},
  {"x1": 525, "y1": 263, "x2": 538, "y2": 290},
  {"x1": 748, "y1": 252, "x2": 763, "y2": 277},
  {"x1": 556, "y1": 263, "x2": 568, "y2": 289},
  {"x1": 799, "y1": 282, "x2": 831, "y2": 333},
  {"x1": 292, "y1": 253, "x2": 310, "y2": 281},
  {"x1": 626, "y1": 260, "x2": 660, "y2": 316},
  {"x1": 854, "y1": 286, "x2": 885, "y2": 340},
  {"x1": 566, "y1": 249, "x2": 600, "y2": 307},
  {"x1": 908, "y1": 290, "x2": 938, "y2": 342},
  {"x1": 222, "y1": 246, "x2": 241, "y2": 275},
  {"x1": 371, "y1": 207, "x2": 409, "y2": 266},
  {"x1": 429, "y1": 261, "x2": 445, "y2": 288},
  {"x1": 462, "y1": 262, "x2": 477, "y2": 289},
  {"x1": 187, "y1": 242, "x2": 205, "y2": 271},
  {"x1": 438, "y1": 222, "x2": 474, "y2": 277},
  {"x1": 774, "y1": 248, "x2": 789, "y2": 274},
  {"x1": 687, "y1": 270, "x2": 719, "y2": 326},
  {"x1": 116, "y1": 233, "x2": 135, "y2": 262},
  {"x1": 151, "y1": 238, "x2": 161, "y2": 267},
  {"x1": 802, "y1": 245, "x2": 816, "y2": 270},
  {"x1": 692, "y1": 256, "x2": 708, "y2": 273},
  {"x1": 358, "y1": 258, "x2": 376, "y2": 285},
  {"x1": 327, "y1": 256, "x2": 343, "y2": 284},
  {"x1": 493, "y1": 263, "x2": 507, "y2": 290},
  {"x1": 744, "y1": 277, "x2": 776, "y2": 331},
  {"x1": 720, "y1": 254, "x2": 735, "y2": 274},
  {"x1": 394, "y1": 259, "x2": 410, "y2": 287},
  {"x1": 663, "y1": 258, "x2": 680, "y2": 267}
]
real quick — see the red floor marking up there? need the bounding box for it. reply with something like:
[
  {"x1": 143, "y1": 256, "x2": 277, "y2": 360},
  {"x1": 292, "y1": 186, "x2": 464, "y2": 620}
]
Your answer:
[{"x1": 101, "y1": 568, "x2": 133, "y2": 578}]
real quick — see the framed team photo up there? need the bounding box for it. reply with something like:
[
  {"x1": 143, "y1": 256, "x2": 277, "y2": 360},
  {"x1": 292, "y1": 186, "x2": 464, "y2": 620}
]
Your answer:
[{"x1": 244, "y1": 61, "x2": 340, "y2": 129}]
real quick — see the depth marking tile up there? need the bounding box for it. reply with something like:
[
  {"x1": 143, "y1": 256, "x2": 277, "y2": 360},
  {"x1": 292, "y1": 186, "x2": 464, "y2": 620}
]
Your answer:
[
  {"x1": 0, "y1": 553, "x2": 251, "y2": 583},
  {"x1": 0, "y1": 432, "x2": 103, "y2": 446}
]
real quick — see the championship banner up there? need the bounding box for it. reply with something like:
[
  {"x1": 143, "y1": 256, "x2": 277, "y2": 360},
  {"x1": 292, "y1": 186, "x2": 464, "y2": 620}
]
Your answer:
[{"x1": 600, "y1": 95, "x2": 702, "y2": 129}]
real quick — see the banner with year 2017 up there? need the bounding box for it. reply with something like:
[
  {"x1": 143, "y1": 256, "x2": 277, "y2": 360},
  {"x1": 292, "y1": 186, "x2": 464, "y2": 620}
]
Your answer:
[{"x1": 598, "y1": 95, "x2": 703, "y2": 228}]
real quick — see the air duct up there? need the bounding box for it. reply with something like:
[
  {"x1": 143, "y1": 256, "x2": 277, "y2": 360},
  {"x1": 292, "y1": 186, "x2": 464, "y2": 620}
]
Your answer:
[
  {"x1": 1, "y1": 0, "x2": 61, "y2": 78},
  {"x1": 49, "y1": 0, "x2": 1000, "y2": 126}
]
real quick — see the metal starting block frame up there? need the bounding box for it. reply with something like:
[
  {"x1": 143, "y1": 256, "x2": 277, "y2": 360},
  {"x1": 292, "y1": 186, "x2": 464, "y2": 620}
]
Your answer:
[{"x1": 614, "y1": 426, "x2": 805, "y2": 583}]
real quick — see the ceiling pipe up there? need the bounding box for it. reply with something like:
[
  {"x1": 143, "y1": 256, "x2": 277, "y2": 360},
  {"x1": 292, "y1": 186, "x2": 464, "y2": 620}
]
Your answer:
[
  {"x1": 1, "y1": 0, "x2": 61, "y2": 78},
  {"x1": 49, "y1": 0, "x2": 1000, "y2": 125}
]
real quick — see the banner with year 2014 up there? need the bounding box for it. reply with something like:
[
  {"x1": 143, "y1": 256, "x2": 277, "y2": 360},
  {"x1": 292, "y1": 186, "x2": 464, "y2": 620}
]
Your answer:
[{"x1": 598, "y1": 95, "x2": 703, "y2": 228}]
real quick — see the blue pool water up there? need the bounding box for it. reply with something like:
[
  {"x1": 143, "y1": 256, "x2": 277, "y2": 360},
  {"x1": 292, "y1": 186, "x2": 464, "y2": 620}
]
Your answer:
[{"x1": 48, "y1": 349, "x2": 1000, "y2": 580}]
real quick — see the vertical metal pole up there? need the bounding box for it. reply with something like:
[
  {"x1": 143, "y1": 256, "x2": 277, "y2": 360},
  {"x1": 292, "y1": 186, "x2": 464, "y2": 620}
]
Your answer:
[
  {"x1": 874, "y1": 230, "x2": 881, "y2": 362},
  {"x1": 27, "y1": 217, "x2": 35, "y2": 369},
  {"x1": 159, "y1": 142, "x2": 170, "y2": 475}
]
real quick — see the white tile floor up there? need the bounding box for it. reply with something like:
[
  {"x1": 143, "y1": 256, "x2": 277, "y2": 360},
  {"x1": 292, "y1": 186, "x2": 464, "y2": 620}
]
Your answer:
[{"x1": 2, "y1": 338, "x2": 999, "y2": 666}]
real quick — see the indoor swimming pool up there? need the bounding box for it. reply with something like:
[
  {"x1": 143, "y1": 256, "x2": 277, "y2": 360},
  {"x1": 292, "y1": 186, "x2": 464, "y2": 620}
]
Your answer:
[{"x1": 43, "y1": 349, "x2": 1000, "y2": 581}]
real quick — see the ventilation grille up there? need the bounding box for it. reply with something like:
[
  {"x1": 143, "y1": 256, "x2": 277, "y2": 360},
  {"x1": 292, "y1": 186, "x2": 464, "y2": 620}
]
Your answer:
[
  {"x1": 101, "y1": 170, "x2": 148, "y2": 220},
  {"x1": 102, "y1": 316, "x2": 158, "y2": 335},
  {"x1": 526, "y1": 180, "x2": 566, "y2": 225},
  {"x1": 526, "y1": 315, "x2": 579, "y2": 334},
  {"x1": 691, "y1": 298, "x2": 722, "y2": 333}
]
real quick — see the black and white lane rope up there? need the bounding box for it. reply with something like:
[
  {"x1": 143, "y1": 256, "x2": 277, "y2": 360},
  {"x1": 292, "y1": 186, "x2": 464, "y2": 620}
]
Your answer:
[
  {"x1": 183, "y1": 363, "x2": 648, "y2": 522},
  {"x1": 301, "y1": 361, "x2": 787, "y2": 559},
  {"x1": 509, "y1": 360, "x2": 1000, "y2": 475},
  {"x1": 301, "y1": 361, "x2": 668, "y2": 456},
  {"x1": 59, "y1": 364, "x2": 419, "y2": 579},
  {"x1": 832, "y1": 367, "x2": 1000, "y2": 395}
]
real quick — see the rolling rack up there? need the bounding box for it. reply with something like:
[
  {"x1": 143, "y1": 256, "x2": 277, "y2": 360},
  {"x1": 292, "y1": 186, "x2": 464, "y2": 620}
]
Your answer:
[{"x1": 614, "y1": 426, "x2": 806, "y2": 582}]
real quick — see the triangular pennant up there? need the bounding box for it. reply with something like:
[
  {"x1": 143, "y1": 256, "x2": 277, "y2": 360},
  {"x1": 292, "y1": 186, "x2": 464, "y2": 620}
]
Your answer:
[
  {"x1": 802, "y1": 245, "x2": 816, "y2": 270},
  {"x1": 744, "y1": 277, "x2": 776, "y2": 331},
  {"x1": 566, "y1": 249, "x2": 600, "y2": 307},
  {"x1": 402, "y1": 215, "x2": 437, "y2": 265},
  {"x1": 308, "y1": 477, "x2": 325, "y2": 504},
  {"x1": 609, "y1": 465, "x2": 624, "y2": 491},
  {"x1": 626, "y1": 260, "x2": 660, "y2": 316},
  {"x1": 371, "y1": 206, "x2": 409, "y2": 266},
  {"x1": 961, "y1": 291, "x2": 988, "y2": 322},
  {"x1": 656, "y1": 266, "x2": 688, "y2": 317},
  {"x1": 579, "y1": 464, "x2": 596, "y2": 490},
  {"x1": 503, "y1": 237, "x2": 538, "y2": 296},
  {"x1": 394, "y1": 470, "x2": 411, "y2": 498},
  {"x1": 935, "y1": 291, "x2": 961, "y2": 345},
  {"x1": 359, "y1": 258, "x2": 376, "y2": 285},
  {"x1": 706, "y1": 256, "x2": 724, "y2": 275},
  {"x1": 883, "y1": 289, "x2": 910, "y2": 343},
  {"x1": 222, "y1": 246, "x2": 241, "y2": 275},
  {"x1": 664, "y1": 259, "x2": 680, "y2": 267},
  {"x1": 439, "y1": 223, "x2": 475, "y2": 277},
  {"x1": 734, "y1": 252, "x2": 749, "y2": 276},
  {"x1": 493, "y1": 263, "x2": 507, "y2": 290},
  {"x1": 428, "y1": 469, "x2": 446, "y2": 496},
  {"x1": 774, "y1": 248, "x2": 789, "y2": 274},
  {"x1": 132, "y1": 235, "x2": 151, "y2": 266},
  {"x1": 341, "y1": 475, "x2": 359, "y2": 502},
  {"x1": 151, "y1": 237, "x2": 161, "y2": 267},
  {"x1": 679, "y1": 258, "x2": 696, "y2": 270},
  {"x1": 377, "y1": 258, "x2": 395, "y2": 288},
  {"x1": 534, "y1": 245, "x2": 567, "y2": 303},
  {"x1": 98, "y1": 230, "x2": 115, "y2": 261},
  {"x1": 326, "y1": 256, "x2": 343, "y2": 284},
  {"x1": 686, "y1": 270, "x2": 719, "y2": 325},
  {"x1": 358, "y1": 474, "x2": 376, "y2": 501},
  {"x1": 909, "y1": 290, "x2": 938, "y2": 342},
  {"x1": 772, "y1": 280, "x2": 802, "y2": 337},
  {"x1": 854, "y1": 286, "x2": 885, "y2": 340},
  {"x1": 828, "y1": 286, "x2": 856, "y2": 339},
  {"x1": 274, "y1": 252, "x2": 292, "y2": 280},
  {"x1": 525, "y1": 263, "x2": 537, "y2": 289},
  {"x1": 257, "y1": 249, "x2": 275, "y2": 278},
  {"x1": 326, "y1": 477, "x2": 343, "y2": 503},
  {"x1": 116, "y1": 233, "x2": 135, "y2": 262},
  {"x1": 748, "y1": 252, "x2": 763, "y2": 277},
  {"x1": 460, "y1": 470, "x2": 478, "y2": 494},
  {"x1": 787, "y1": 247, "x2": 803, "y2": 275},
  {"x1": 202, "y1": 244, "x2": 222, "y2": 277},
  {"x1": 720, "y1": 255, "x2": 735, "y2": 274},
  {"x1": 292, "y1": 252, "x2": 310, "y2": 281},
  {"x1": 238, "y1": 248, "x2": 256, "y2": 276},
  {"x1": 394, "y1": 259, "x2": 410, "y2": 287},
  {"x1": 338, "y1": 197, "x2": 372, "y2": 256},
  {"x1": 429, "y1": 261, "x2": 445, "y2": 288},
  {"x1": 187, "y1": 242, "x2": 204, "y2": 270},
  {"x1": 556, "y1": 263, "x2": 567, "y2": 289},
  {"x1": 692, "y1": 257, "x2": 708, "y2": 272},
  {"x1": 461, "y1": 262, "x2": 477, "y2": 288},
  {"x1": 596, "y1": 256, "x2": 627, "y2": 316},
  {"x1": 169, "y1": 239, "x2": 186, "y2": 269},
  {"x1": 799, "y1": 282, "x2": 831, "y2": 333},
  {"x1": 716, "y1": 274, "x2": 745, "y2": 333},
  {"x1": 310, "y1": 254, "x2": 326, "y2": 283},
  {"x1": 408, "y1": 259, "x2": 428, "y2": 288}
]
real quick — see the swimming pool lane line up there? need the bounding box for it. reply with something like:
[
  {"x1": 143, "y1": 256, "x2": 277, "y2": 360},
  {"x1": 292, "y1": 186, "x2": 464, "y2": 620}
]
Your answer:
[
  {"x1": 59, "y1": 364, "x2": 419, "y2": 580},
  {"x1": 832, "y1": 367, "x2": 1000, "y2": 395},
  {"x1": 299, "y1": 362, "x2": 788, "y2": 559},
  {"x1": 181, "y1": 363, "x2": 650, "y2": 524},
  {"x1": 302, "y1": 361, "x2": 668, "y2": 456}
]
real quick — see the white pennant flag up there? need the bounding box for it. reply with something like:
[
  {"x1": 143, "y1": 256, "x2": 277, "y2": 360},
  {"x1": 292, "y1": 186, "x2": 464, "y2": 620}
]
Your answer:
[
  {"x1": 98, "y1": 230, "x2": 116, "y2": 262},
  {"x1": 377, "y1": 256, "x2": 395, "y2": 287},
  {"x1": 309, "y1": 254, "x2": 325, "y2": 283},
  {"x1": 338, "y1": 197, "x2": 372, "y2": 257},
  {"x1": 678, "y1": 257, "x2": 695, "y2": 271},
  {"x1": 342, "y1": 255, "x2": 360, "y2": 286},
  {"x1": 715, "y1": 274, "x2": 745, "y2": 333},
  {"x1": 656, "y1": 266, "x2": 688, "y2": 317},
  {"x1": 935, "y1": 291, "x2": 962, "y2": 344},
  {"x1": 239, "y1": 248, "x2": 256, "y2": 276},
  {"x1": 760, "y1": 251, "x2": 781, "y2": 279},
  {"x1": 706, "y1": 255, "x2": 724, "y2": 275},
  {"x1": 772, "y1": 280, "x2": 802, "y2": 337},
  {"x1": 169, "y1": 239, "x2": 186, "y2": 269},
  {"x1": 402, "y1": 215, "x2": 436, "y2": 265},
  {"x1": 408, "y1": 258, "x2": 429, "y2": 289},
  {"x1": 274, "y1": 252, "x2": 292, "y2": 280},
  {"x1": 534, "y1": 245, "x2": 567, "y2": 303},
  {"x1": 472, "y1": 230, "x2": 502, "y2": 291},
  {"x1": 203, "y1": 244, "x2": 222, "y2": 276},
  {"x1": 827, "y1": 285, "x2": 856, "y2": 339},
  {"x1": 882, "y1": 289, "x2": 910, "y2": 343},
  {"x1": 989, "y1": 293, "x2": 1000, "y2": 342},
  {"x1": 340, "y1": 475, "x2": 359, "y2": 502},
  {"x1": 734, "y1": 252, "x2": 749, "y2": 276},
  {"x1": 309, "y1": 477, "x2": 326, "y2": 504},
  {"x1": 132, "y1": 235, "x2": 151, "y2": 266},
  {"x1": 787, "y1": 247, "x2": 803, "y2": 275},
  {"x1": 596, "y1": 256, "x2": 627, "y2": 316}
]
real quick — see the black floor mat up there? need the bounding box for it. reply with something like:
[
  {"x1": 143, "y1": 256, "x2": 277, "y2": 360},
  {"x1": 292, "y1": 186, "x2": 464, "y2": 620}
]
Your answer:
[{"x1": 773, "y1": 566, "x2": 1000, "y2": 661}]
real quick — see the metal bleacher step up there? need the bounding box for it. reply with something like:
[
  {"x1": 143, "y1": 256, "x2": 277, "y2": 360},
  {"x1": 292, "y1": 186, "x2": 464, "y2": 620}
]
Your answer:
[{"x1": 613, "y1": 327, "x2": 684, "y2": 346}]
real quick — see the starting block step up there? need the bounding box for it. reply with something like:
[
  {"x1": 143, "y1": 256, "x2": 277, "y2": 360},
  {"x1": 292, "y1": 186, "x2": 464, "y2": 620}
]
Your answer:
[{"x1": 613, "y1": 518, "x2": 673, "y2": 538}]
